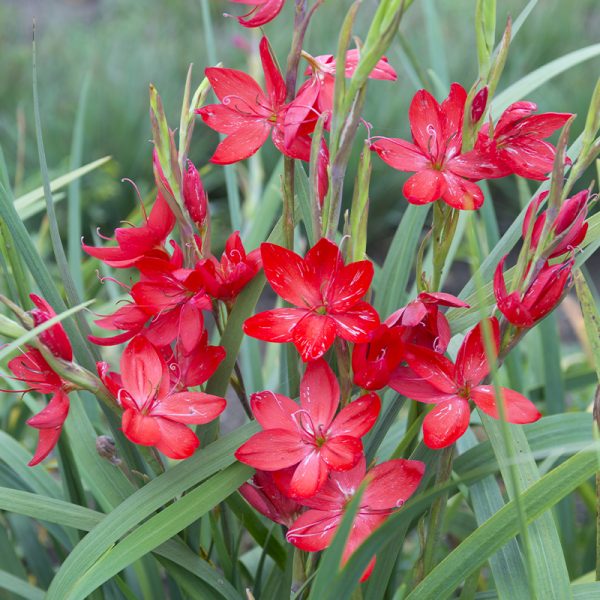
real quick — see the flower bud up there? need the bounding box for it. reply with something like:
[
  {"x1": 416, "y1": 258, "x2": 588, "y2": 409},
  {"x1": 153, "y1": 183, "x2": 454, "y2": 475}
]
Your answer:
[
  {"x1": 494, "y1": 256, "x2": 573, "y2": 328},
  {"x1": 471, "y1": 86, "x2": 488, "y2": 124},
  {"x1": 183, "y1": 160, "x2": 208, "y2": 229},
  {"x1": 523, "y1": 190, "x2": 590, "y2": 257}
]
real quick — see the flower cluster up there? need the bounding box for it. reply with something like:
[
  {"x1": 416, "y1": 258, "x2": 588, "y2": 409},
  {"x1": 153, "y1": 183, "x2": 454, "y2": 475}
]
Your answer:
[{"x1": 3, "y1": 2, "x2": 593, "y2": 585}]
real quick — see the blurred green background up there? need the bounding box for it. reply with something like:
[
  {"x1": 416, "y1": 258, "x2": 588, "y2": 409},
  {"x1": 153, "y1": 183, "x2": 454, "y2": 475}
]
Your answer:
[{"x1": 0, "y1": 0, "x2": 598, "y2": 248}]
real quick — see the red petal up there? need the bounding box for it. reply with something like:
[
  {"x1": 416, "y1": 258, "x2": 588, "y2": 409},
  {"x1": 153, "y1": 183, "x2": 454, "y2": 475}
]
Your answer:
[
  {"x1": 26, "y1": 390, "x2": 70, "y2": 429},
  {"x1": 332, "y1": 301, "x2": 380, "y2": 343},
  {"x1": 370, "y1": 138, "x2": 429, "y2": 172},
  {"x1": 440, "y1": 83, "x2": 467, "y2": 156},
  {"x1": 471, "y1": 386, "x2": 541, "y2": 424},
  {"x1": 389, "y1": 365, "x2": 455, "y2": 402},
  {"x1": 320, "y1": 436, "x2": 363, "y2": 471},
  {"x1": 328, "y1": 261, "x2": 374, "y2": 312},
  {"x1": 289, "y1": 451, "x2": 329, "y2": 497},
  {"x1": 405, "y1": 345, "x2": 457, "y2": 393},
  {"x1": 409, "y1": 89, "x2": 442, "y2": 158},
  {"x1": 259, "y1": 36, "x2": 286, "y2": 107},
  {"x1": 243, "y1": 308, "x2": 306, "y2": 342},
  {"x1": 303, "y1": 238, "x2": 344, "y2": 297},
  {"x1": 455, "y1": 317, "x2": 499, "y2": 387},
  {"x1": 499, "y1": 138, "x2": 556, "y2": 180},
  {"x1": 287, "y1": 509, "x2": 340, "y2": 552},
  {"x1": 235, "y1": 430, "x2": 307, "y2": 470},
  {"x1": 403, "y1": 170, "x2": 446, "y2": 205},
  {"x1": 300, "y1": 359, "x2": 339, "y2": 429},
  {"x1": 147, "y1": 192, "x2": 176, "y2": 239},
  {"x1": 328, "y1": 392, "x2": 380, "y2": 438},
  {"x1": 120, "y1": 337, "x2": 169, "y2": 409},
  {"x1": 441, "y1": 173, "x2": 484, "y2": 210},
  {"x1": 250, "y1": 391, "x2": 299, "y2": 431},
  {"x1": 292, "y1": 313, "x2": 337, "y2": 362},
  {"x1": 204, "y1": 67, "x2": 269, "y2": 112},
  {"x1": 152, "y1": 392, "x2": 226, "y2": 424},
  {"x1": 209, "y1": 122, "x2": 272, "y2": 164},
  {"x1": 154, "y1": 418, "x2": 200, "y2": 459},
  {"x1": 363, "y1": 459, "x2": 425, "y2": 510},
  {"x1": 236, "y1": 0, "x2": 285, "y2": 27},
  {"x1": 422, "y1": 397, "x2": 470, "y2": 449},
  {"x1": 261, "y1": 243, "x2": 320, "y2": 307},
  {"x1": 122, "y1": 409, "x2": 162, "y2": 445},
  {"x1": 418, "y1": 291, "x2": 469, "y2": 308},
  {"x1": 28, "y1": 427, "x2": 63, "y2": 467}
]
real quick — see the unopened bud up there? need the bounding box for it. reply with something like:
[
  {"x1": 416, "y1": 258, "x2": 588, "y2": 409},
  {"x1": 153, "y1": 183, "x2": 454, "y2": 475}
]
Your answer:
[
  {"x1": 183, "y1": 160, "x2": 208, "y2": 228},
  {"x1": 471, "y1": 87, "x2": 488, "y2": 124}
]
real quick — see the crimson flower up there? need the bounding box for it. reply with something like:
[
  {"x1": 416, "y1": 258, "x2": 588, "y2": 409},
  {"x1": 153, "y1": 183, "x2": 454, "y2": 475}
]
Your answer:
[
  {"x1": 162, "y1": 331, "x2": 226, "y2": 391},
  {"x1": 386, "y1": 291, "x2": 469, "y2": 354},
  {"x1": 475, "y1": 101, "x2": 572, "y2": 180},
  {"x1": 8, "y1": 349, "x2": 70, "y2": 466},
  {"x1": 370, "y1": 83, "x2": 497, "y2": 209},
  {"x1": 288, "y1": 50, "x2": 397, "y2": 139},
  {"x1": 523, "y1": 190, "x2": 590, "y2": 258},
  {"x1": 198, "y1": 36, "x2": 311, "y2": 165},
  {"x1": 197, "y1": 231, "x2": 262, "y2": 303},
  {"x1": 228, "y1": 0, "x2": 285, "y2": 28},
  {"x1": 240, "y1": 470, "x2": 302, "y2": 527},
  {"x1": 235, "y1": 359, "x2": 380, "y2": 498},
  {"x1": 131, "y1": 256, "x2": 211, "y2": 354},
  {"x1": 83, "y1": 192, "x2": 175, "y2": 268},
  {"x1": 243, "y1": 238, "x2": 380, "y2": 362},
  {"x1": 114, "y1": 336, "x2": 226, "y2": 459},
  {"x1": 494, "y1": 256, "x2": 574, "y2": 329},
  {"x1": 286, "y1": 456, "x2": 425, "y2": 580},
  {"x1": 390, "y1": 318, "x2": 540, "y2": 448}
]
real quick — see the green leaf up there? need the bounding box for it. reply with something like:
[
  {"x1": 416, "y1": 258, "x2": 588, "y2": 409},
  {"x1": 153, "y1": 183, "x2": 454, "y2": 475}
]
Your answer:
[
  {"x1": 456, "y1": 429, "x2": 529, "y2": 600},
  {"x1": 13, "y1": 156, "x2": 111, "y2": 217},
  {"x1": 47, "y1": 423, "x2": 257, "y2": 599},
  {"x1": 67, "y1": 73, "x2": 91, "y2": 297},
  {"x1": 405, "y1": 449, "x2": 596, "y2": 599},
  {"x1": 60, "y1": 463, "x2": 251, "y2": 600},
  {"x1": 0, "y1": 570, "x2": 45, "y2": 600}
]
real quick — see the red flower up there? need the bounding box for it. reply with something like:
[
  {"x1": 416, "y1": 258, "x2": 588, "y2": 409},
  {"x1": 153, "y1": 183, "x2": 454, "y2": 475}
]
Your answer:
[
  {"x1": 198, "y1": 36, "x2": 311, "y2": 165},
  {"x1": 475, "y1": 101, "x2": 572, "y2": 180},
  {"x1": 240, "y1": 470, "x2": 302, "y2": 527},
  {"x1": 83, "y1": 192, "x2": 175, "y2": 268},
  {"x1": 89, "y1": 304, "x2": 150, "y2": 347},
  {"x1": 243, "y1": 238, "x2": 380, "y2": 362},
  {"x1": 162, "y1": 331, "x2": 226, "y2": 391},
  {"x1": 386, "y1": 291, "x2": 469, "y2": 354},
  {"x1": 352, "y1": 324, "x2": 404, "y2": 391},
  {"x1": 131, "y1": 256, "x2": 212, "y2": 354},
  {"x1": 28, "y1": 294, "x2": 73, "y2": 361},
  {"x1": 8, "y1": 349, "x2": 70, "y2": 466},
  {"x1": 370, "y1": 83, "x2": 498, "y2": 210},
  {"x1": 494, "y1": 256, "x2": 574, "y2": 328},
  {"x1": 116, "y1": 336, "x2": 226, "y2": 459},
  {"x1": 228, "y1": 0, "x2": 285, "y2": 28},
  {"x1": 289, "y1": 50, "x2": 397, "y2": 137},
  {"x1": 235, "y1": 359, "x2": 380, "y2": 498},
  {"x1": 286, "y1": 456, "x2": 425, "y2": 580},
  {"x1": 390, "y1": 318, "x2": 540, "y2": 448},
  {"x1": 197, "y1": 231, "x2": 262, "y2": 302},
  {"x1": 523, "y1": 190, "x2": 590, "y2": 258}
]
